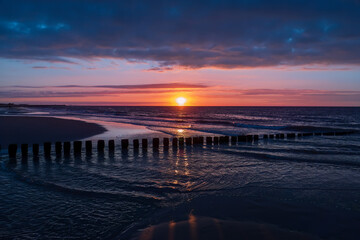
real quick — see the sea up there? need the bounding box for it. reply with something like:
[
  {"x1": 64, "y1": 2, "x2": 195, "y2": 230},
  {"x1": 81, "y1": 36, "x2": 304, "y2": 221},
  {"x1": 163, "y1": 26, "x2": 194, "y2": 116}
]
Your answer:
[{"x1": 0, "y1": 106, "x2": 360, "y2": 239}]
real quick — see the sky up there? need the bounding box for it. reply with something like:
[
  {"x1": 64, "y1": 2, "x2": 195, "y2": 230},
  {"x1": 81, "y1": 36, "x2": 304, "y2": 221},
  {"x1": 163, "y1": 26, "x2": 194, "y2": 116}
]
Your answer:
[{"x1": 0, "y1": 0, "x2": 360, "y2": 106}]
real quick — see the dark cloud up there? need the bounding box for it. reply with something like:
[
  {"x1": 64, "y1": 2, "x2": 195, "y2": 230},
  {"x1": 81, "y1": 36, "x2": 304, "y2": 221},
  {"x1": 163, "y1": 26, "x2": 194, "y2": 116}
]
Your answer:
[
  {"x1": 1, "y1": 83, "x2": 207, "y2": 98},
  {"x1": 0, "y1": 89, "x2": 196, "y2": 98},
  {"x1": 1, "y1": 0, "x2": 360, "y2": 68},
  {"x1": 9, "y1": 83, "x2": 208, "y2": 89},
  {"x1": 32, "y1": 66, "x2": 70, "y2": 70}
]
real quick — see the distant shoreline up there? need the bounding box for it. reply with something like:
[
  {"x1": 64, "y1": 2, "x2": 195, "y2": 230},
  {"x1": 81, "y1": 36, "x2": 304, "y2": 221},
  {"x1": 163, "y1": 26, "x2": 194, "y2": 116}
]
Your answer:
[{"x1": 0, "y1": 116, "x2": 106, "y2": 147}]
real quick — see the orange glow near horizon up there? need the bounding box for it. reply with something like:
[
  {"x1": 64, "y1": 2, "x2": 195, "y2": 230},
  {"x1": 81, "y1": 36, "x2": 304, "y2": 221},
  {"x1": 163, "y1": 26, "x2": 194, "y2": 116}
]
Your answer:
[{"x1": 2, "y1": 83, "x2": 360, "y2": 106}]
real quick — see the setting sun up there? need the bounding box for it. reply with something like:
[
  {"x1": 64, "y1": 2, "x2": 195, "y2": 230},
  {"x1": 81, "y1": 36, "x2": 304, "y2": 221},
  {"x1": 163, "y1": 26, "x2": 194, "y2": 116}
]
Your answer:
[{"x1": 176, "y1": 97, "x2": 187, "y2": 106}]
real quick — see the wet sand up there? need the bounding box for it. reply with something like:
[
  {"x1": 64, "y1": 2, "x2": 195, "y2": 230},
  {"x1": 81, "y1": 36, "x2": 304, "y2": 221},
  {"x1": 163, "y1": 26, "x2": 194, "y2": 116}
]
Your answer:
[
  {"x1": 133, "y1": 216, "x2": 319, "y2": 240},
  {"x1": 0, "y1": 116, "x2": 106, "y2": 147}
]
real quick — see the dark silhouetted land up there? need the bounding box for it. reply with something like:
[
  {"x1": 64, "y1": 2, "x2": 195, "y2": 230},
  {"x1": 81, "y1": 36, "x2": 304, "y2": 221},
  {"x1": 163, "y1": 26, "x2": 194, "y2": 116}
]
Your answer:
[{"x1": 0, "y1": 116, "x2": 106, "y2": 147}]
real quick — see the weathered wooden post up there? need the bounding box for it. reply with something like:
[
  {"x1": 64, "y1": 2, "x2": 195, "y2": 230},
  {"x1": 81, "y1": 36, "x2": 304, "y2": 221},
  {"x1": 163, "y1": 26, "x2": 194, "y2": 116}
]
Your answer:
[
  {"x1": 263, "y1": 134, "x2": 268, "y2": 139},
  {"x1": 269, "y1": 134, "x2": 274, "y2": 139},
  {"x1": 21, "y1": 144, "x2": 28, "y2": 158},
  {"x1": 287, "y1": 133, "x2": 295, "y2": 138},
  {"x1": 74, "y1": 141, "x2": 82, "y2": 154},
  {"x1": 33, "y1": 144, "x2": 39, "y2": 156},
  {"x1": 179, "y1": 137, "x2": 185, "y2": 146},
  {"x1": 163, "y1": 138, "x2": 170, "y2": 147},
  {"x1": 206, "y1": 136, "x2": 213, "y2": 145},
  {"x1": 152, "y1": 138, "x2": 160, "y2": 148},
  {"x1": 142, "y1": 139, "x2": 148, "y2": 148},
  {"x1": 63, "y1": 141, "x2": 70, "y2": 156},
  {"x1": 121, "y1": 139, "x2": 129, "y2": 150},
  {"x1": 44, "y1": 142, "x2": 51, "y2": 157},
  {"x1": 172, "y1": 138, "x2": 178, "y2": 147},
  {"x1": 238, "y1": 135, "x2": 246, "y2": 142},
  {"x1": 231, "y1": 136, "x2": 237, "y2": 144},
  {"x1": 280, "y1": 134, "x2": 285, "y2": 139},
  {"x1": 133, "y1": 139, "x2": 140, "y2": 149},
  {"x1": 254, "y1": 135, "x2": 259, "y2": 141},
  {"x1": 185, "y1": 137, "x2": 192, "y2": 146},
  {"x1": 214, "y1": 136, "x2": 219, "y2": 145},
  {"x1": 192, "y1": 137, "x2": 199, "y2": 145},
  {"x1": 8, "y1": 144, "x2": 17, "y2": 159},
  {"x1": 246, "y1": 135, "x2": 253, "y2": 142},
  {"x1": 199, "y1": 137, "x2": 204, "y2": 145},
  {"x1": 85, "y1": 141, "x2": 92, "y2": 153},
  {"x1": 108, "y1": 140, "x2": 115, "y2": 151},
  {"x1": 97, "y1": 140, "x2": 105, "y2": 151},
  {"x1": 55, "y1": 142, "x2": 62, "y2": 156}
]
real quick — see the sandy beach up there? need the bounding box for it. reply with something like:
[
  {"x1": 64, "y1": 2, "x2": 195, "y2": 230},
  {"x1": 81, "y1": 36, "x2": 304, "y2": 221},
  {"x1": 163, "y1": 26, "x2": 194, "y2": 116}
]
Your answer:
[{"x1": 0, "y1": 116, "x2": 106, "y2": 147}]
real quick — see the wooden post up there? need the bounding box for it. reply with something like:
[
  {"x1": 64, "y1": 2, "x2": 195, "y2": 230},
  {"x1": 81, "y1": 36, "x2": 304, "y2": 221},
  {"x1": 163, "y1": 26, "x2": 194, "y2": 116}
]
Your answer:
[
  {"x1": 280, "y1": 134, "x2": 285, "y2": 139},
  {"x1": 108, "y1": 140, "x2": 115, "y2": 151},
  {"x1": 33, "y1": 144, "x2": 39, "y2": 156},
  {"x1": 142, "y1": 139, "x2": 148, "y2": 148},
  {"x1": 74, "y1": 141, "x2": 82, "y2": 154},
  {"x1": 269, "y1": 134, "x2": 274, "y2": 139},
  {"x1": 214, "y1": 136, "x2": 219, "y2": 145},
  {"x1": 263, "y1": 134, "x2": 268, "y2": 139},
  {"x1": 163, "y1": 138, "x2": 169, "y2": 147},
  {"x1": 85, "y1": 141, "x2": 92, "y2": 153},
  {"x1": 97, "y1": 140, "x2": 105, "y2": 151},
  {"x1": 153, "y1": 138, "x2": 160, "y2": 148},
  {"x1": 21, "y1": 144, "x2": 28, "y2": 158},
  {"x1": 297, "y1": 133, "x2": 303, "y2": 137},
  {"x1": 8, "y1": 144, "x2": 17, "y2": 158},
  {"x1": 254, "y1": 135, "x2": 259, "y2": 141},
  {"x1": 231, "y1": 136, "x2": 237, "y2": 144},
  {"x1": 185, "y1": 137, "x2": 192, "y2": 146},
  {"x1": 55, "y1": 142, "x2": 62, "y2": 156},
  {"x1": 172, "y1": 138, "x2": 178, "y2": 147},
  {"x1": 121, "y1": 139, "x2": 129, "y2": 150},
  {"x1": 246, "y1": 135, "x2": 253, "y2": 142},
  {"x1": 206, "y1": 137, "x2": 213, "y2": 145},
  {"x1": 44, "y1": 142, "x2": 51, "y2": 157},
  {"x1": 179, "y1": 137, "x2": 185, "y2": 146},
  {"x1": 63, "y1": 142, "x2": 71, "y2": 155},
  {"x1": 287, "y1": 133, "x2": 295, "y2": 138},
  {"x1": 133, "y1": 139, "x2": 140, "y2": 149},
  {"x1": 238, "y1": 135, "x2": 246, "y2": 142}
]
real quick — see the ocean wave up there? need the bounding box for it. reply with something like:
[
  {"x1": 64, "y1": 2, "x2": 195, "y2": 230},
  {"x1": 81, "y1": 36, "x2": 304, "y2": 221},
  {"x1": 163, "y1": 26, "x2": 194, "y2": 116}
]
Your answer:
[
  {"x1": 234, "y1": 123, "x2": 285, "y2": 130},
  {"x1": 10, "y1": 169, "x2": 162, "y2": 203}
]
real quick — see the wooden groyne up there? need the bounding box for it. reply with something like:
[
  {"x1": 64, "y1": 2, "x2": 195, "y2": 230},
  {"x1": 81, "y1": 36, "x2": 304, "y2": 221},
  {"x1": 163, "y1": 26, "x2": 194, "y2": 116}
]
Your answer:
[{"x1": 4, "y1": 130, "x2": 356, "y2": 160}]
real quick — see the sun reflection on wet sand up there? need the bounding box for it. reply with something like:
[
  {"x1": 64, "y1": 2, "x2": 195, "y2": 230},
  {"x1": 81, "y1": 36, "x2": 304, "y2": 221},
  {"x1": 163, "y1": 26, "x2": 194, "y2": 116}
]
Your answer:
[
  {"x1": 189, "y1": 212, "x2": 198, "y2": 240},
  {"x1": 168, "y1": 220, "x2": 176, "y2": 240}
]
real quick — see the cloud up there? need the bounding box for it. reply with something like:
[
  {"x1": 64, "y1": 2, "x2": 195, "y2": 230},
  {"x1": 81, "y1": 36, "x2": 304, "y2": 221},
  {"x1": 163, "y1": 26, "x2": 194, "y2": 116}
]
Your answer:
[
  {"x1": 0, "y1": 0, "x2": 359, "y2": 69},
  {"x1": 8, "y1": 83, "x2": 208, "y2": 89},
  {"x1": 0, "y1": 83, "x2": 208, "y2": 98},
  {"x1": 0, "y1": 89, "x2": 197, "y2": 98},
  {"x1": 32, "y1": 66, "x2": 70, "y2": 70}
]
